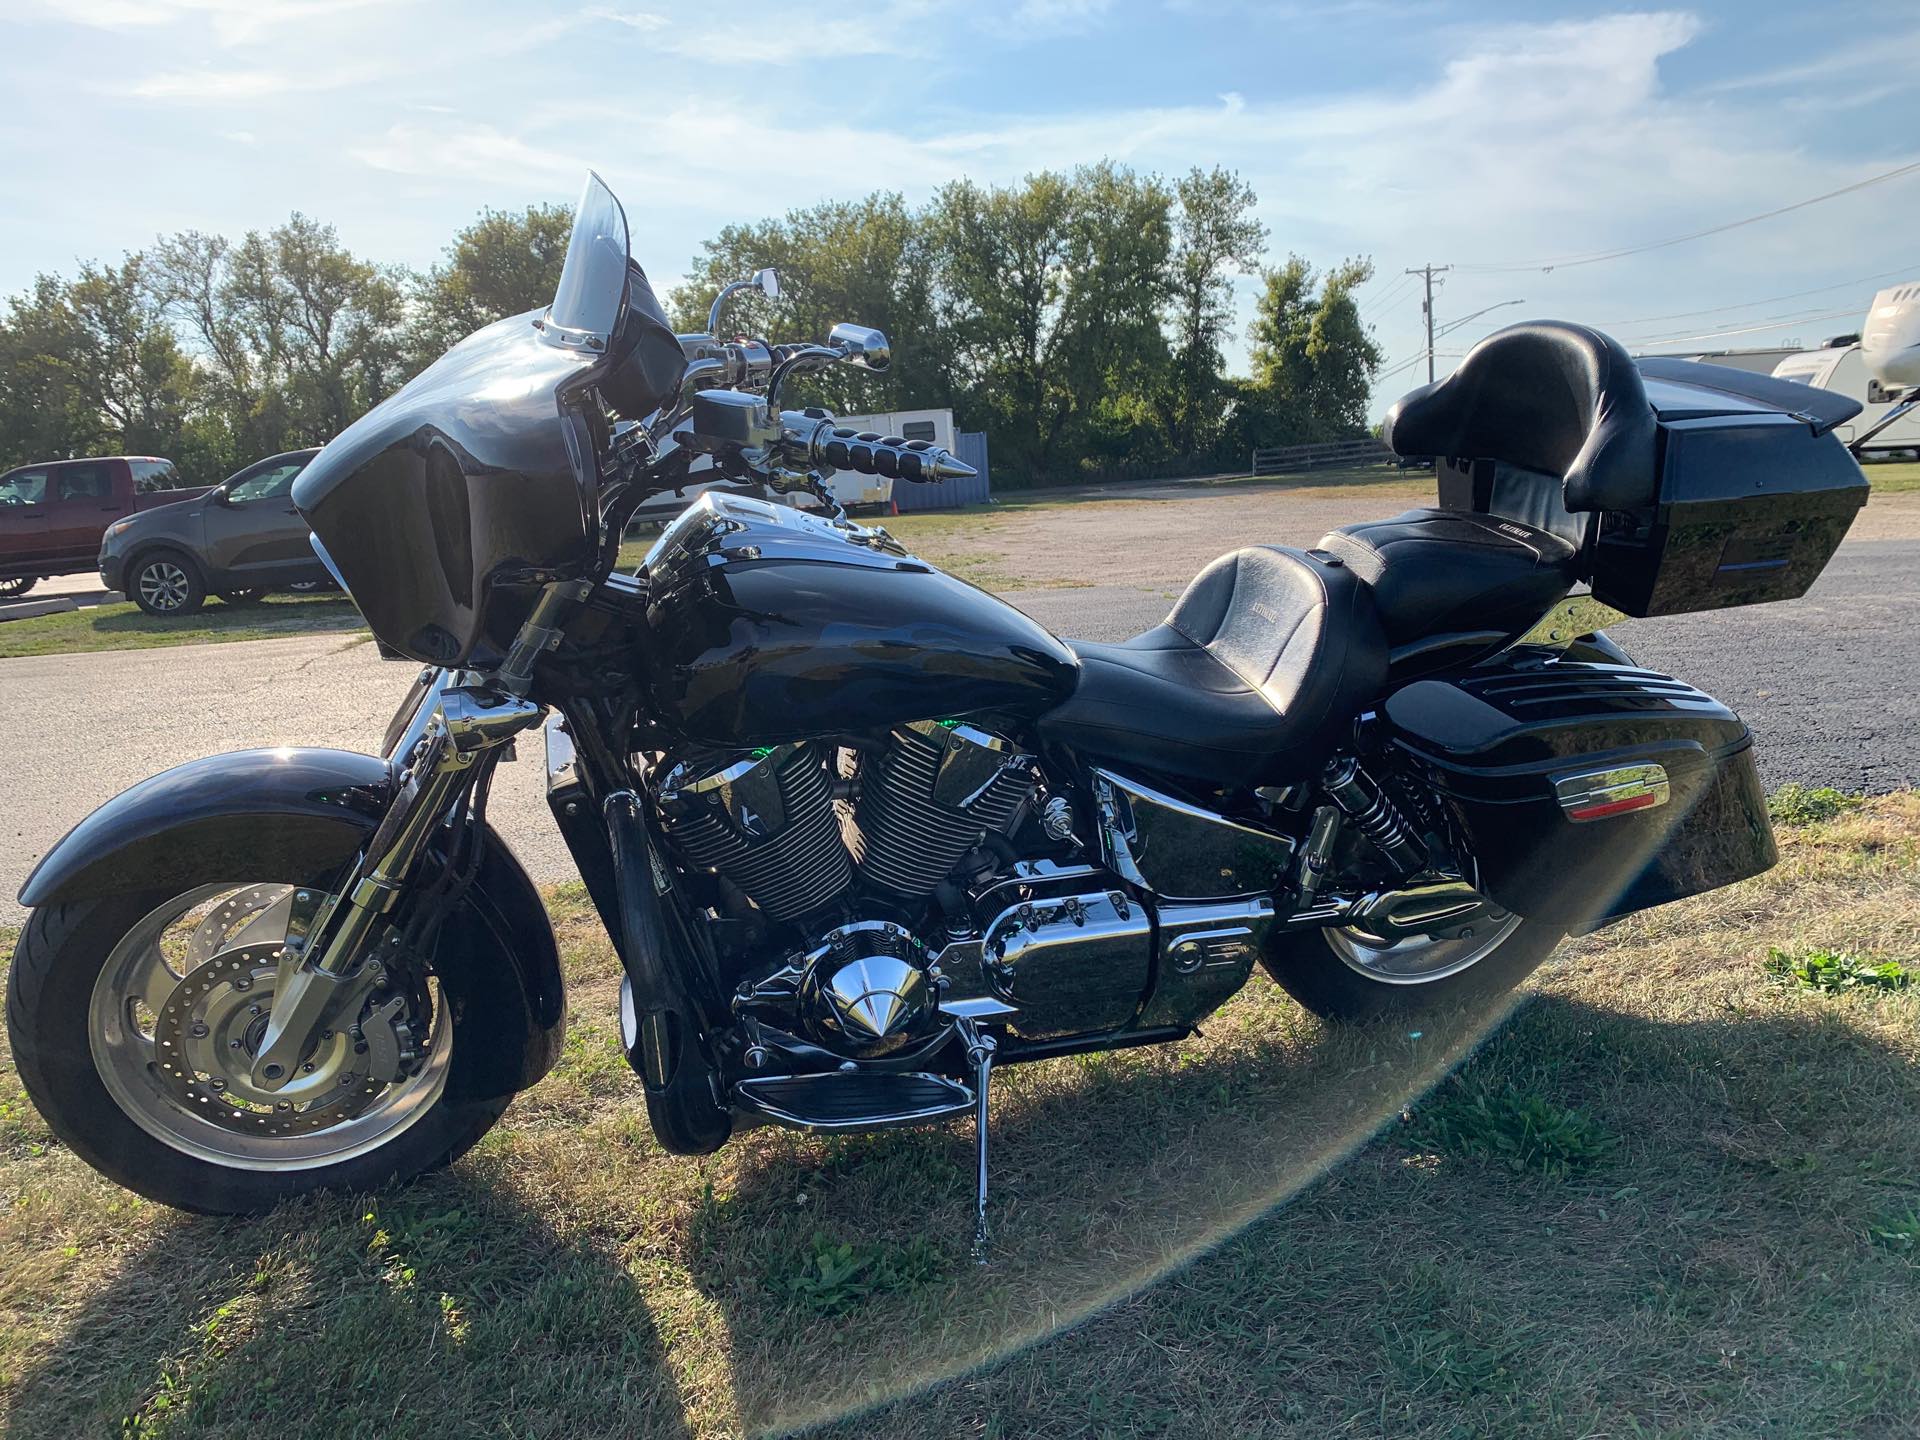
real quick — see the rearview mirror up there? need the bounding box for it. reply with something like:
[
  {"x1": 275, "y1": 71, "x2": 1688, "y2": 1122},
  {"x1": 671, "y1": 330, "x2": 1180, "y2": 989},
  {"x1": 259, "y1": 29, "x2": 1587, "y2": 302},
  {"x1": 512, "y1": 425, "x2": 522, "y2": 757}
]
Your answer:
[
  {"x1": 829, "y1": 323, "x2": 890, "y2": 372},
  {"x1": 708, "y1": 267, "x2": 783, "y2": 334}
]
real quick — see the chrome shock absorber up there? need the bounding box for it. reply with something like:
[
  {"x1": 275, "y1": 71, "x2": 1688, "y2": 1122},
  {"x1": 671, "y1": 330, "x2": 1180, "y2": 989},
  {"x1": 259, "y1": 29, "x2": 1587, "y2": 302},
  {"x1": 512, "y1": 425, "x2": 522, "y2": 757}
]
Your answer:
[{"x1": 1321, "y1": 755, "x2": 1430, "y2": 876}]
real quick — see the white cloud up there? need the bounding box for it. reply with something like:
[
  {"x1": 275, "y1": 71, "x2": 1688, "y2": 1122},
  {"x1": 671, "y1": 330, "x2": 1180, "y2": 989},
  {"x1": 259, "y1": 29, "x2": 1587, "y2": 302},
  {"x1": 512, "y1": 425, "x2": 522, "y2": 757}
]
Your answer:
[
  {"x1": 1013, "y1": 0, "x2": 1112, "y2": 33},
  {"x1": 351, "y1": 122, "x2": 590, "y2": 189},
  {"x1": 583, "y1": 6, "x2": 667, "y2": 30},
  {"x1": 6, "y1": 0, "x2": 399, "y2": 46}
]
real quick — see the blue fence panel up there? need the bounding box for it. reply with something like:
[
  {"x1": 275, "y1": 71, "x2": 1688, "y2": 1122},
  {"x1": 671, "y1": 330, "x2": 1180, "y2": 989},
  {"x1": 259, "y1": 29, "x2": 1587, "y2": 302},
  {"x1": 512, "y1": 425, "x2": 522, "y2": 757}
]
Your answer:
[{"x1": 894, "y1": 431, "x2": 990, "y2": 511}]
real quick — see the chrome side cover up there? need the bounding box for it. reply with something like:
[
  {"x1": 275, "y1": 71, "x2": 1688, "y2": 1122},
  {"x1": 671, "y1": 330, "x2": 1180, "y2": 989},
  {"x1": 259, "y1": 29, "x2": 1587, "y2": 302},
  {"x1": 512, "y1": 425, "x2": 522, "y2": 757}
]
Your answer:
[{"x1": 1092, "y1": 769, "x2": 1295, "y2": 899}]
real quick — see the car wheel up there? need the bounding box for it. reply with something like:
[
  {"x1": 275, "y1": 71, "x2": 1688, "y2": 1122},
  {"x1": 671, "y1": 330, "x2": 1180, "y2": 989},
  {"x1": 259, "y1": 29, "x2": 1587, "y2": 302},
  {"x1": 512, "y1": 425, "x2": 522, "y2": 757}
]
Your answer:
[
  {"x1": 0, "y1": 576, "x2": 33, "y2": 599},
  {"x1": 131, "y1": 551, "x2": 206, "y2": 617},
  {"x1": 218, "y1": 589, "x2": 267, "y2": 605}
]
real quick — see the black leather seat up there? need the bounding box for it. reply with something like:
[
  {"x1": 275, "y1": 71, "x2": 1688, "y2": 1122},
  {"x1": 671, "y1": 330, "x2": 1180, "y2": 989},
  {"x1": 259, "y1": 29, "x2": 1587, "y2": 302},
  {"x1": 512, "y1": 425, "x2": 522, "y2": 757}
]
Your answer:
[
  {"x1": 1316, "y1": 509, "x2": 1578, "y2": 647},
  {"x1": 1042, "y1": 546, "x2": 1386, "y2": 785}
]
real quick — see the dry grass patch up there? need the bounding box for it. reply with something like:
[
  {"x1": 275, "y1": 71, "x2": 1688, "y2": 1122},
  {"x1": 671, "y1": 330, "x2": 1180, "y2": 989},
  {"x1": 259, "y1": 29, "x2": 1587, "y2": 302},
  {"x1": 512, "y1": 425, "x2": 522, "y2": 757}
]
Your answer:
[{"x1": 2, "y1": 795, "x2": 1917, "y2": 1437}]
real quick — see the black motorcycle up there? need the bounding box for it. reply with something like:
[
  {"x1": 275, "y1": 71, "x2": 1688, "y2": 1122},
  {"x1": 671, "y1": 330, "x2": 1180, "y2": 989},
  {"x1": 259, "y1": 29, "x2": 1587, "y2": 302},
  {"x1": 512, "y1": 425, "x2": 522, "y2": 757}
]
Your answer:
[{"x1": 10, "y1": 175, "x2": 1870, "y2": 1255}]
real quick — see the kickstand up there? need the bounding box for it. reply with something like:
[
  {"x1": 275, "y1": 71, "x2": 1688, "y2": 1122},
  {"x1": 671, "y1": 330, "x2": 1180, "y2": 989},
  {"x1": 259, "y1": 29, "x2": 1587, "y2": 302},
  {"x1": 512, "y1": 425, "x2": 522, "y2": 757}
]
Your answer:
[{"x1": 961, "y1": 1021, "x2": 998, "y2": 1265}]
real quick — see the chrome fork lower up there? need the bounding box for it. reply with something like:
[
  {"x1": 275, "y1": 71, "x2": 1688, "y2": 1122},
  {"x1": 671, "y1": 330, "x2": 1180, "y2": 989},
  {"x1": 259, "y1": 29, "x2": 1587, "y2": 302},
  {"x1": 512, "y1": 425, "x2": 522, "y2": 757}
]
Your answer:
[{"x1": 249, "y1": 675, "x2": 544, "y2": 1092}]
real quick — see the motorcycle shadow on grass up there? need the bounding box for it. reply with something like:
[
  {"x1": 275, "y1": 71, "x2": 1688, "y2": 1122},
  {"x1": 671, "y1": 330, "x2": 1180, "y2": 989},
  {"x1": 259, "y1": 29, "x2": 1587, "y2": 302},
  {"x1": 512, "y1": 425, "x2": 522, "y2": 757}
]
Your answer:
[
  {"x1": 4, "y1": 977, "x2": 1509, "y2": 1438},
  {"x1": 1, "y1": 1166, "x2": 696, "y2": 1439},
  {"x1": 702, "y1": 984, "x2": 1920, "y2": 1438},
  {"x1": 16, "y1": 977, "x2": 1915, "y2": 1438}
]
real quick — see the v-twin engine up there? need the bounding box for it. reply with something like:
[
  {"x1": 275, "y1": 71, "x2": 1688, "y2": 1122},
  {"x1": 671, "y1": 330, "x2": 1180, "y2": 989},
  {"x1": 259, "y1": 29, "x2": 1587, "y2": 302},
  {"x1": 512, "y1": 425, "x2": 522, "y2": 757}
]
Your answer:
[{"x1": 656, "y1": 719, "x2": 1038, "y2": 921}]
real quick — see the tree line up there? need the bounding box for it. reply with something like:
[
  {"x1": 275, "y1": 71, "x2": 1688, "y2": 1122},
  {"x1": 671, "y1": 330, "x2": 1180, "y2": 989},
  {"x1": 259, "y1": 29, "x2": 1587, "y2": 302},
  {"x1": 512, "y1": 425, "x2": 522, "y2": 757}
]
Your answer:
[{"x1": 0, "y1": 162, "x2": 1382, "y2": 487}]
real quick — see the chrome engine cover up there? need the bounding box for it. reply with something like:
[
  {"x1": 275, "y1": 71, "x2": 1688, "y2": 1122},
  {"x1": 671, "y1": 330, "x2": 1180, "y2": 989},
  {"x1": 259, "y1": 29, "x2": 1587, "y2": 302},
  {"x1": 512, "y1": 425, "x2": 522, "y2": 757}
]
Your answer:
[
  {"x1": 933, "y1": 862, "x2": 1276, "y2": 1046},
  {"x1": 799, "y1": 920, "x2": 937, "y2": 1057}
]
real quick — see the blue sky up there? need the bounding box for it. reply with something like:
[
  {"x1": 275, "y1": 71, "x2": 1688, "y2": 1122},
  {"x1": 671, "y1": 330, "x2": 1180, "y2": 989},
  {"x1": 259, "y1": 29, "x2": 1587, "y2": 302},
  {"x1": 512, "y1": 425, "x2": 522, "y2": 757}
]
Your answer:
[{"x1": 1, "y1": 0, "x2": 1916, "y2": 412}]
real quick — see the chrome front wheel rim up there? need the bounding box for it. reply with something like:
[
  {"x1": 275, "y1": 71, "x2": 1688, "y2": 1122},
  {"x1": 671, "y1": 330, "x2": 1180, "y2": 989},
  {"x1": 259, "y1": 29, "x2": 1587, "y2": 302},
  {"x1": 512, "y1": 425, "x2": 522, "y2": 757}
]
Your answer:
[
  {"x1": 87, "y1": 883, "x2": 452, "y2": 1170},
  {"x1": 1325, "y1": 907, "x2": 1524, "y2": 985},
  {"x1": 138, "y1": 561, "x2": 190, "y2": 611}
]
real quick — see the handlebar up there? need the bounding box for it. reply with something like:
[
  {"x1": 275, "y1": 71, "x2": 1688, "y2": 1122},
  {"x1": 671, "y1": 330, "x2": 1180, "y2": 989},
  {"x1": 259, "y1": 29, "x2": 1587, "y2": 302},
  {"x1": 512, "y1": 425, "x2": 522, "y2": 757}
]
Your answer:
[{"x1": 776, "y1": 410, "x2": 977, "y2": 484}]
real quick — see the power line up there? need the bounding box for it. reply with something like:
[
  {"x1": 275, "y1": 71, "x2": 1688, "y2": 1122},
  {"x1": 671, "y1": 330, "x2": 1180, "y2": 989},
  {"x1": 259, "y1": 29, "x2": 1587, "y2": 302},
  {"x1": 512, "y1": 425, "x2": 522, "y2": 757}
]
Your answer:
[
  {"x1": 1629, "y1": 306, "x2": 1864, "y2": 350},
  {"x1": 1454, "y1": 158, "x2": 1920, "y2": 275},
  {"x1": 1362, "y1": 279, "x2": 1422, "y2": 328},
  {"x1": 1593, "y1": 265, "x2": 1916, "y2": 329}
]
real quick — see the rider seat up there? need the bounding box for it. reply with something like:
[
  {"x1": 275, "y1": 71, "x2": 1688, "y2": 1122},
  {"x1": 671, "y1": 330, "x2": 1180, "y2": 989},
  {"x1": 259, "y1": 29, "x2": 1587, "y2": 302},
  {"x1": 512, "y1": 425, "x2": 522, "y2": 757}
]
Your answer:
[
  {"x1": 1041, "y1": 545, "x2": 1387, "y2": 785},
  {"x1": 1315, "y1": 506, "x2": 1579, "y2": 646}
]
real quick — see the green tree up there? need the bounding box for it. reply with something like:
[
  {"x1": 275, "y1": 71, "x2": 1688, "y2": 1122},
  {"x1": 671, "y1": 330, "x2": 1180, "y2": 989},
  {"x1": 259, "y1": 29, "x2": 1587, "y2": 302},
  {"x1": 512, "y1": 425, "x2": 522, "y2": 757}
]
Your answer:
[
  {"x1": 1244, "y1": 254, "x2": 1382, "y2": 444},
  {"x1": 410, "y1": 202, "x2": 573, "y2": 365},
  {"x1": 671, "y1": 192, "x2": 949, "y2": 417},
  {"x1": 63, "y1": 255, "x2": 197, "y2": 459},
  {"x1": 1158, "y1": 167, "x2": 1266, "y2": 455},
  {"x1": 931, "y1": 162, "x2": 1173, "y2": 479},
  {"x1": 0, "y1": 261, "x2": 198, "y2": 470},
  {"x1": 0, "y1": 277, "x2": 99, "y2": 467},
  {"x1": 263, "y1": 214, "x2": 409, "y2": 438}
]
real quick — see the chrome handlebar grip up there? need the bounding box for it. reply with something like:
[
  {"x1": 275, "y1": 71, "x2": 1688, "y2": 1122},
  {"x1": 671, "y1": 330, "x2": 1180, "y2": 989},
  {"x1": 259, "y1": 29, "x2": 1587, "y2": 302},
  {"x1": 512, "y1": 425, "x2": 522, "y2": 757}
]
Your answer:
[{"x1": 776, "y1": 411, "x2": 977, "y2": 484}]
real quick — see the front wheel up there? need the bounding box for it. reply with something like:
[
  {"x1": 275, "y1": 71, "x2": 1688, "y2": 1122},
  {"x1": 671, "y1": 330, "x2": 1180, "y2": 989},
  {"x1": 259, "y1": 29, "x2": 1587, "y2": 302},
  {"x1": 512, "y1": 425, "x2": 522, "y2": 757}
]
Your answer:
[
  {"x1": 7, "y1": 881, "x2": 510, "y2": 1213},
  {"x1": 0, "y1": 576, "x2": 34, "y2": 599},
  {"x1": 129, "y1": 550, "x2": 205, "y2": 616},
  {"x1": 1260, "y1": 909, "x2": 1564, "y2": 1023}
]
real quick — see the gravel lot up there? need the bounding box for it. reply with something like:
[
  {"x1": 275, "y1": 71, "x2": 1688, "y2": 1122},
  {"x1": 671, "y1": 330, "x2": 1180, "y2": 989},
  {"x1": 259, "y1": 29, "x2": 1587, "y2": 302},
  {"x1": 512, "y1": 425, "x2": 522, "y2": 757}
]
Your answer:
[{"x1": 5, "y1": 480, "x2": 1915, "y2": 925}]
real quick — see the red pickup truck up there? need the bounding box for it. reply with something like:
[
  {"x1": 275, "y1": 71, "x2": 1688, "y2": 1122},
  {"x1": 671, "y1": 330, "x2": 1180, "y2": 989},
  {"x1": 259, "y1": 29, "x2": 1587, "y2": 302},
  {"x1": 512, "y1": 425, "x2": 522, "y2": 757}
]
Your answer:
[{"x1": 0, "y1": 456, "x2": 210, "y2": 598}]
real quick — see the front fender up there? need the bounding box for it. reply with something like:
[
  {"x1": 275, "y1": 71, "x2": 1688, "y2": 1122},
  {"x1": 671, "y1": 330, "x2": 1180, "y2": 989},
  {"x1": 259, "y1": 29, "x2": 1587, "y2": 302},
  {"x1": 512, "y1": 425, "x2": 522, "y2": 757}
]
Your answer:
[{"x1": 19, "y1": 747, "x2": 565, "y2": 1102}]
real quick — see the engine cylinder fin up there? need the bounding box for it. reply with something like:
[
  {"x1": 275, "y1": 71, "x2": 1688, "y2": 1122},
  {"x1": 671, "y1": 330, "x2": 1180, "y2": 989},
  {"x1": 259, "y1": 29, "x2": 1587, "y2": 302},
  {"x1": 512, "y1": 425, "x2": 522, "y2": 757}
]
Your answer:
[
  {"x1": 850, "y1": 722, "x2": 1035, "y2": 897},
  {"x1": 659, "y1": 744, "x2": 853, "y2": 920}
]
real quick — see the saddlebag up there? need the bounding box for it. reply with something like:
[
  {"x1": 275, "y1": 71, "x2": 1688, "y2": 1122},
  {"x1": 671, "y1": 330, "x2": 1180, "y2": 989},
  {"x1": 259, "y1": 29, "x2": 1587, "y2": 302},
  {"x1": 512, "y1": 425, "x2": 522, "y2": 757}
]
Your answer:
[{"x1": 1384, "y1": 659, "x2": 1775, "y2": 931}]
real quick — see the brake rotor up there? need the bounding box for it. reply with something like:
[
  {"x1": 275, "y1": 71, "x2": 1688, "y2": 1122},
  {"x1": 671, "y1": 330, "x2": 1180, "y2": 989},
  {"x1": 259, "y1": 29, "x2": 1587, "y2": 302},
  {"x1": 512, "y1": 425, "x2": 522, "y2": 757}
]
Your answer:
[
  {"x1": 183, "y1": 884, "x2": 296, "y2": 967},
  {"x1": 152, "y1": 942, "x2": 387, "y2": 1137}
]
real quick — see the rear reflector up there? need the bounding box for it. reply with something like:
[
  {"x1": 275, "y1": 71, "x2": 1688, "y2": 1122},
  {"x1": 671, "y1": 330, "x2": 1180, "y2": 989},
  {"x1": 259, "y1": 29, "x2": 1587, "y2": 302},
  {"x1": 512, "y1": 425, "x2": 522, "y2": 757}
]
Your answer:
[{"x1": 1553, "y1": 763, "x2": 1671, "y2": 823}]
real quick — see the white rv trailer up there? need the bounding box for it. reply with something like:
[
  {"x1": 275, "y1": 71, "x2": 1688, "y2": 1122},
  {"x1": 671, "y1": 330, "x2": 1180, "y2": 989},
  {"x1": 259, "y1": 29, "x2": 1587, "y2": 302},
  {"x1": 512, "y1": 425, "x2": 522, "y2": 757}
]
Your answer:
[
  {"x1": 1763, "y1": 281, "x2": 1920, "y2": 455},
  {"x1": 1862, "y1": 281, "x2": 1920, "y2": 388},
  {"x1": 1772, "y1": 340, "x2": 1920, "y2": 453}
]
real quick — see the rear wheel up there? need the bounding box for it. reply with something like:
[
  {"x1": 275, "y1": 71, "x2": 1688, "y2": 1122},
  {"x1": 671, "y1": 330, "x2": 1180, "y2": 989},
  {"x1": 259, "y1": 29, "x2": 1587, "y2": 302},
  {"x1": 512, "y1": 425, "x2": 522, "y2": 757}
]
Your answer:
[
  {"x1": 8, "y1": 878, "x2": 509, "y2": 1213},
  {"x1": 0, "y1": 576, "x2": 33, "y2": 599},
  {"x1": 1260, "y1": 909, "x2": 1563, "y2": 1023},
  {"x1": 130, "y1": 550, "x2": 205, "y2": 616}
]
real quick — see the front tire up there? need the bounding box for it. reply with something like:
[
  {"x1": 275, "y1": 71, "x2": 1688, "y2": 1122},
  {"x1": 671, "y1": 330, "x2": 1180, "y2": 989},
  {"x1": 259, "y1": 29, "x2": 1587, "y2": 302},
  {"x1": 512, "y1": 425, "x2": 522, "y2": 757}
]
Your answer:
[
  {"x1": 0, "y1": 576, "x2": 34, "y2": 599},
  {"x1": 7, "y1": 887, "x2": 509, "y2": 1214},
  {"x1": 1260, "y1": 911, "x2": 1564, "y2": 1023},
  {"x1": 129, "y1": 550, "x2": 205, "y2": 616}
]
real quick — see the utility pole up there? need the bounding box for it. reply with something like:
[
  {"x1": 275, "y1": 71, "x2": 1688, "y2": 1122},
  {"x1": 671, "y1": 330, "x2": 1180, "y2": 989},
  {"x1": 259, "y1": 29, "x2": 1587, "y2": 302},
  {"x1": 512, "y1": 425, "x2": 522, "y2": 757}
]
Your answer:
[{"x1": 1406, "y1": 263, "x2": 1451, "y2": 382}]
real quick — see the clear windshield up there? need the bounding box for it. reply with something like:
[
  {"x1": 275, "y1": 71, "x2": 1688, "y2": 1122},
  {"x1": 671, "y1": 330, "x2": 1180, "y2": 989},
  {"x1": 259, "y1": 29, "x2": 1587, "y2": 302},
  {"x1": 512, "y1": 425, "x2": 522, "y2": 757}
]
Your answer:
[{"x1": 546, "y1": 172, "x2": 630, "y2": 347}]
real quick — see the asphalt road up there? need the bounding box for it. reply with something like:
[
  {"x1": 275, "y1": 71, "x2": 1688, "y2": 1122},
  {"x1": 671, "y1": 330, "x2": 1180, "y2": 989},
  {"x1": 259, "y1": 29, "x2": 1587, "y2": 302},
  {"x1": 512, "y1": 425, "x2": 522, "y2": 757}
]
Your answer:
[{"x1": 3, "y1": 538, "x2": 1913, "y2": 926}]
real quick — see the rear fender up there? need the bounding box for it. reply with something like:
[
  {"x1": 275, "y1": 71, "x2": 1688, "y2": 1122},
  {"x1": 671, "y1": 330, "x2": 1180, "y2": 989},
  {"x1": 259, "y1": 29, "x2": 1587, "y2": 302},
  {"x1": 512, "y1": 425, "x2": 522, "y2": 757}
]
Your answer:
[{"x1": 19, "y1": 747, "x2": 564, "y2": 1102}]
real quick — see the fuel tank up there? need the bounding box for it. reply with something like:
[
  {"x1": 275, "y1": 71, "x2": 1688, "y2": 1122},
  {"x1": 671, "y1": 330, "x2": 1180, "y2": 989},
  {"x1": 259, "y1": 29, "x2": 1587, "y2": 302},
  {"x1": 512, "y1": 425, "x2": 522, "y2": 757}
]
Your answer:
[{"x1": 641, "y1": 493, "x2": 1078, "y2": 746}]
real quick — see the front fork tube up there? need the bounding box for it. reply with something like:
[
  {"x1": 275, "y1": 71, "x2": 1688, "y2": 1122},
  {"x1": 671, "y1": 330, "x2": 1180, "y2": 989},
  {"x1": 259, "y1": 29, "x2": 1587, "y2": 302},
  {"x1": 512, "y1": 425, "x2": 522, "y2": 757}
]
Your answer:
[{"x1": 250, "y1": 674, "x2": 543, "y2": 1091}]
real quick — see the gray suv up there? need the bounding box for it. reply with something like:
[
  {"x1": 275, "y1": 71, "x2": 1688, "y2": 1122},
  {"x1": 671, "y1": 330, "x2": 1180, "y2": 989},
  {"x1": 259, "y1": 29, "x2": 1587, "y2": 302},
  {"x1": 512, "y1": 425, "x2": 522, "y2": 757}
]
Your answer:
[{"x1": 100, "y1": 448, "x2": 327, "y2": 614}]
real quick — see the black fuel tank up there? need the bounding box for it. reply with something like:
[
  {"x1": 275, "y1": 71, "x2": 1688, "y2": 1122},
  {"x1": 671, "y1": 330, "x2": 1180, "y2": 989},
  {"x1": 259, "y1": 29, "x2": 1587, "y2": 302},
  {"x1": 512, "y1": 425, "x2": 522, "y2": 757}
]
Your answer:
[{"x1": 642, "y1": 494, "x2": 1077, "y2": 746}]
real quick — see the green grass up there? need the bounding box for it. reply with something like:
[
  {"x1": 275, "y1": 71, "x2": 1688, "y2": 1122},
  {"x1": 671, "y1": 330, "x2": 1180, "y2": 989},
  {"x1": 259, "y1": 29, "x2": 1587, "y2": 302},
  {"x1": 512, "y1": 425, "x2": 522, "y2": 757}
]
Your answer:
[
  {"x1": 1768, "y1": 783, "x2": 1865, "y2": 826},
  {"x1": 1765, "y1": 945, "x2": 1913, "y2": 993},
  {"x1": 0, "y1": 593, "x2": 365, "y2": 660},
  {"x1": 1405, "y1": 1077, "x2": 1618, "y2": 1178},
  {"x1": 2, "y1": 797, "x2": 1918, "y2": 1437},
  {"x1": 1861, "y1": 458, "x2": 1920, "y2": 493}
]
